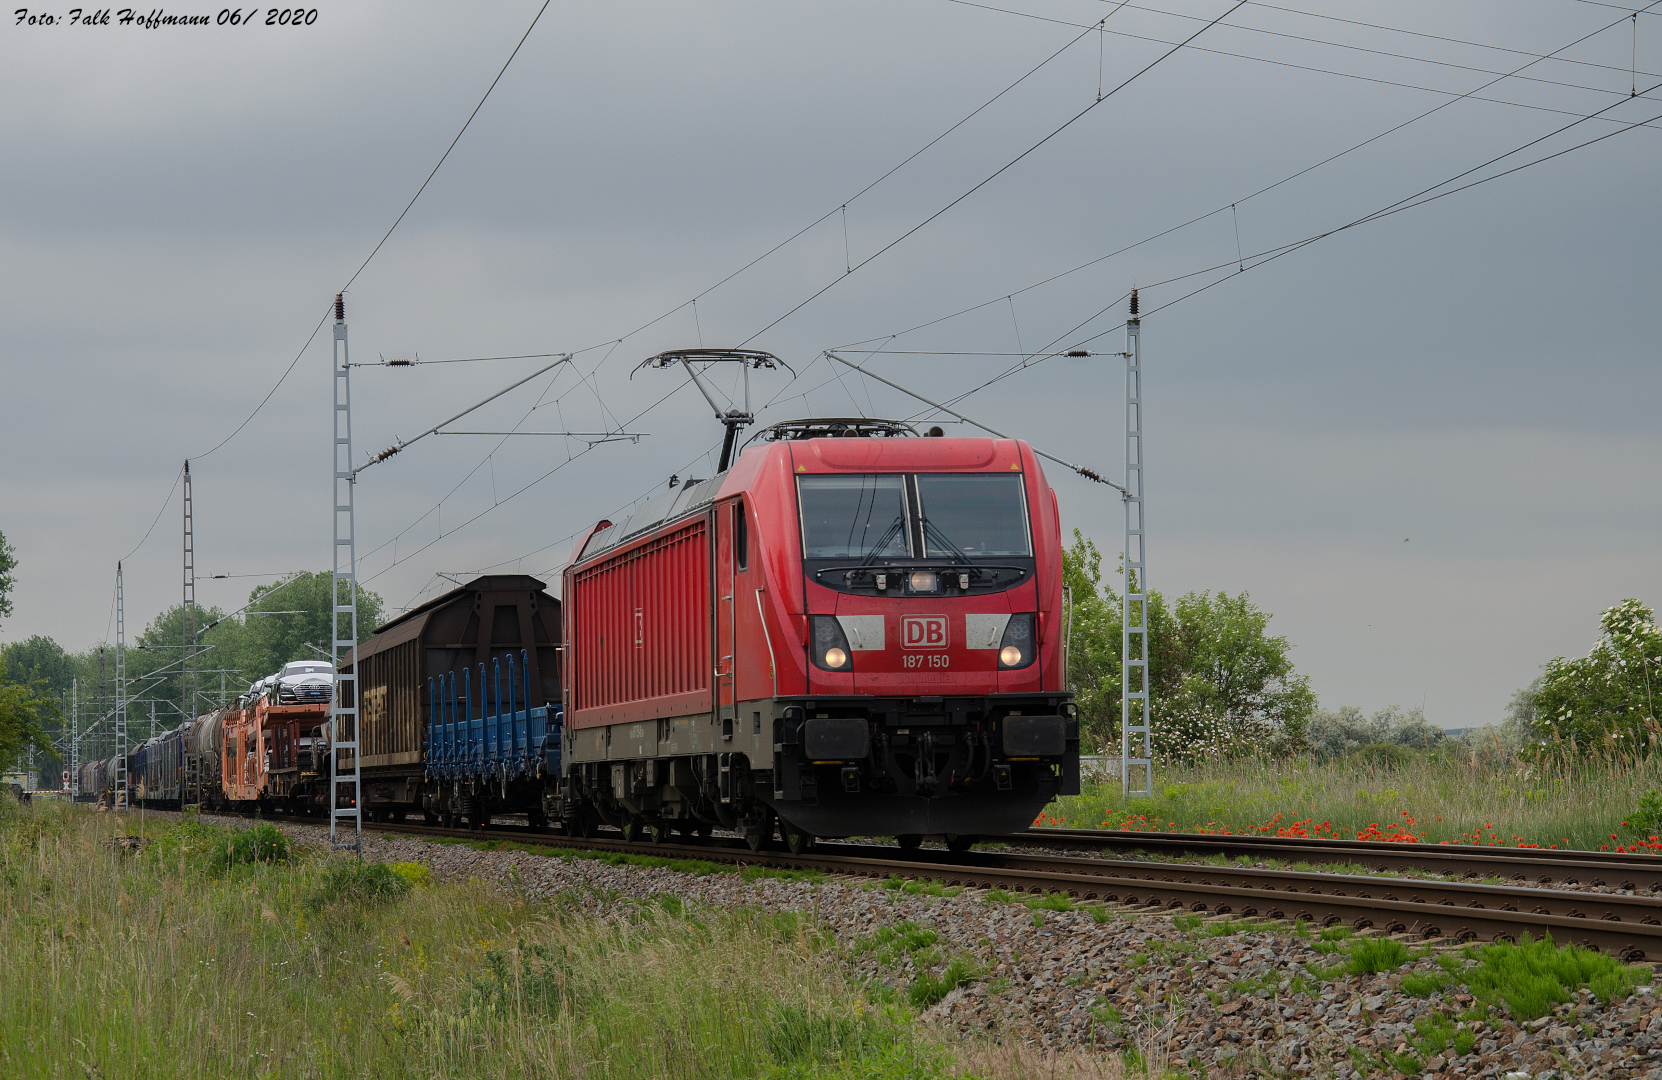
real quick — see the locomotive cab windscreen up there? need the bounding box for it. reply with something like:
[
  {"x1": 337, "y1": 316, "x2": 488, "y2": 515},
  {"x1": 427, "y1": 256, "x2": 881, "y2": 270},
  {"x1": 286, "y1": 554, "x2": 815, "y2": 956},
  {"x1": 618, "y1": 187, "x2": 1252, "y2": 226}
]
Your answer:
[{"x1": 797, "y1": 471, "x2": 1033, "y2": 592}]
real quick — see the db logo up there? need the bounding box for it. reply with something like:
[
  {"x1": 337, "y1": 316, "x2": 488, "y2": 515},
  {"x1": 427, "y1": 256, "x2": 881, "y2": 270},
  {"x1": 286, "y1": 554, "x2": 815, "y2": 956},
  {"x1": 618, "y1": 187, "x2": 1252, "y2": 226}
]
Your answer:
[{"x1": 901, "y1": 615, "x2": 948, "y2": 649}]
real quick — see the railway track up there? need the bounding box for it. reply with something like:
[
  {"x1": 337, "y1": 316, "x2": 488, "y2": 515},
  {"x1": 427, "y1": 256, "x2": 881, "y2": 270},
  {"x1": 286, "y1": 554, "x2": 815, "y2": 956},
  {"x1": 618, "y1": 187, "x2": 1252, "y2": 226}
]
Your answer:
[
  {"x1": 185, "y1": 809, "x2": 1662, "y2": 960},
  {"x1": 1011, "y1": 826, "x2": 1662, "y2": 891}
]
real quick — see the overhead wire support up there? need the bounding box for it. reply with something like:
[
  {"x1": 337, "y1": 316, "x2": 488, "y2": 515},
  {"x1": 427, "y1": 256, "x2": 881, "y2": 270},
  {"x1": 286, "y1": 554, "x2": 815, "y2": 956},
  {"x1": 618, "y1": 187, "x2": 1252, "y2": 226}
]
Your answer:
[
  {"x1": 330, "y1": 294, "x2": 362, "y2": 858},
  {"x1": 115, "y1": 563, "x2": 127, "y2": 809},
  {"x1": 349, "y1": 355, "x2": 572, "y2": 478},
  {"x1": 821, "y1": 352, "x2": 1124, "y2": 493},
  {"x1": 182, "y1": 460, "x2": 197, "y2": 731},
  {"x1": 1120, "y1": 293, "x2": 1152, "y2": 801}
]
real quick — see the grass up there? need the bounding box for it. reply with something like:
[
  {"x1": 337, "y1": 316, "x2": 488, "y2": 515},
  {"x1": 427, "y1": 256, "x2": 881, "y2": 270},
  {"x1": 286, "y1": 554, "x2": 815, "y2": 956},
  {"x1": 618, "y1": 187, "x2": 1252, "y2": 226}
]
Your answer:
[
  {"x1": 0, "y1": 801, "x2": 986, "y2": 1079},
  {"x1": 432, "y1": 834, "x2": 828, "y2": 884},
  {"x1": 1047, "y1": 749, "x2": 1662, "y2": 850},
  {"x1": 871, "y1": 875, "x2": 964, "y2": 898},
  {"x1": 1459, "y1": 933, "x2": 1651, "y2": 1019}
]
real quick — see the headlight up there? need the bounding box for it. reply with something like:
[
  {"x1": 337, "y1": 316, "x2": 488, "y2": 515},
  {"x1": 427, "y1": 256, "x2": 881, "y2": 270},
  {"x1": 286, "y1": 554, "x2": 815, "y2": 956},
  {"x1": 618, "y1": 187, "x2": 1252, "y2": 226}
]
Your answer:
[
  {"x1": 811, "y1": 616, "x2": 854, "y2": 672},
  {"x1": 908, "y1": 571, "x2": 938, "y2": 593},
  {"x1": 998, "y1": 613, "x2": 1037, "y2": 670}
]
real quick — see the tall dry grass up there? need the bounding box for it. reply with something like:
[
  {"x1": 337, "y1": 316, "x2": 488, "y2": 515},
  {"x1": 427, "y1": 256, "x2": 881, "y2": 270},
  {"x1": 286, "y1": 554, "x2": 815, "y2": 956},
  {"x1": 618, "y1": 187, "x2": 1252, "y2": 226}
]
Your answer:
[
  {"x1": 1051, "y1": 744, "x2": 1662, "y2": 849},
  {"x1": 1, "y1": 802, "x2": 1002, "y2": 1079}
]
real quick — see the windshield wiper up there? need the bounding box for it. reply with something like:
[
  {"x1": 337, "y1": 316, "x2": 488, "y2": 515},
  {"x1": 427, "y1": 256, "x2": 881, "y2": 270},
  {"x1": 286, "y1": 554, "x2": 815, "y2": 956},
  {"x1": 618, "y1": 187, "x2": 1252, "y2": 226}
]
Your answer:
[
  {"x1": 859, "y1": 516, "x2": 908, "y2": 566},
  {"x1": 921, "y1": 518, "x2": 971, "y2": 565}
]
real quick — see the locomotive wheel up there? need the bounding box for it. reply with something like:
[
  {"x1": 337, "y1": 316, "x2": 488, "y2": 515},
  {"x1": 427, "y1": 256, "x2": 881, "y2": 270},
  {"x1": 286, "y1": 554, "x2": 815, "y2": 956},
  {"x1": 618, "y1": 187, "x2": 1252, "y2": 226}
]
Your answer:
[
  {"x1": 945, "y1": 833, "x2": 978, "y2": 854},
  {"x1": 784, "y1": 828, "x2": 814, "y2": 856},
  {"x1": 574, "y1": 813, "x2": 598, "y2": 838},
  {"x1": 896, "y1": 834, "x2": 924, "y2": 852}
]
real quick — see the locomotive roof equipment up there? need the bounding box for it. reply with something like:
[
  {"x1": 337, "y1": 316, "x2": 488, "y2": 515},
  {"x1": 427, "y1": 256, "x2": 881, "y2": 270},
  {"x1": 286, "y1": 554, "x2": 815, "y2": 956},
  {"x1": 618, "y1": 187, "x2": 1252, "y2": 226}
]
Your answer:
[{"x1": 633, "y1": 348, "x2": 796, "y2": 471}]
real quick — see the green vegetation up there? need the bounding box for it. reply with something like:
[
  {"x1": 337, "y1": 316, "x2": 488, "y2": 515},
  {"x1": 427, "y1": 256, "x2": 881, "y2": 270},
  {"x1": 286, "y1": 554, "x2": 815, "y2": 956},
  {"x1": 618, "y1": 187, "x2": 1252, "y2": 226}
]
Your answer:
[
  {"x1": 0, "y1": 802, "x2": 989, "y2": 1079},
  {"x1": 1063, "y1": 530, "x2": 1314, "y2": 758},
  {"x1": 1338, "y1": 935, "x2": 1410, "y2": 975},
  {"x1": 0, "y1": 570, "x2": 385, "y2": 786},
  {"x1": 872, "y1": 875, "x2": 963, "y2": 898},
  {"x1": 1047, "y1": 745, "x2": 1662, "y2": 850},
  {"x1": 1533, "y1": 599, "x2": 1662, "y2": 762},
  {"x1": 1459, "y1": 934, "x2": 1651, "y2": 1019},
  {"x1": 431, "y1": 834, "x2": 827, "y2": 884}
]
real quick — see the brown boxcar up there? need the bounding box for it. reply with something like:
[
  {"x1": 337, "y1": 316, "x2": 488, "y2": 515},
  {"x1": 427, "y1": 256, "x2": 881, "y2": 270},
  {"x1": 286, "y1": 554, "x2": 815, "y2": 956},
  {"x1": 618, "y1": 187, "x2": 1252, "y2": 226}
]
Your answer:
[{"x1": 343, "y1": 574, "x2": 560, "y2": 819}]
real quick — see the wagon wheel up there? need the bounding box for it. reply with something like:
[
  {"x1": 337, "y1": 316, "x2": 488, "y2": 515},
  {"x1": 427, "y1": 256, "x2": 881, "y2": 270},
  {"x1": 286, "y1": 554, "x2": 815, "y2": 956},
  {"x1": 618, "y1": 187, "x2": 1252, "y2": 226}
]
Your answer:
[
  {"x1": 896, "y1": 834, "x2": 924, "y2": 852},
  {"x1": 743, "y1": 809, "x2": 776, "y2": 851},
  {"x1": 622, "y1": 818, "x2": 643, "y2": 843},
  {"x1": 647, "y1": 821, "x2": 669, "y2": 845},
  {"x1": 695, "y1": 822, "x2": 714, "y2": 840},
  {"x1": 945, "y1": 833, "x2": 978, "y2": 854},
  {"x1": 785, "y1": 827, "x2": 814, "y2": 856}
]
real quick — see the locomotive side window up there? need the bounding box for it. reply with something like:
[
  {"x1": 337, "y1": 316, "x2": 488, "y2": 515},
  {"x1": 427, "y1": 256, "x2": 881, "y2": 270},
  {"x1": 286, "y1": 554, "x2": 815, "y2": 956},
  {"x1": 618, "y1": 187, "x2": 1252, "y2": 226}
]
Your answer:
[
  {"x1": 798, "y1": 475, "x2": 912, "y2": 559},
  {"x1": 734, "y1": 499, "x2": 748, "y2": 570},
  {"x1": 915, "y1": 473, "x2": 1033, "y2": 557}
]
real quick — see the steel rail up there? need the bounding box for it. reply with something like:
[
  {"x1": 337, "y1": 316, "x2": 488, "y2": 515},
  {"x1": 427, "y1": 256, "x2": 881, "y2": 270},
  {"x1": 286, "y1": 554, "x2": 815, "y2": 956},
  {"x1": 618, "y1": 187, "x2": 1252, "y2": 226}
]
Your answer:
[
  {"x1": 185, "y1": 810, "x2": 1662, "y2": 959},
  {"x1": 1007, "y1": 827, "x2": 1662, "y2": 889}
]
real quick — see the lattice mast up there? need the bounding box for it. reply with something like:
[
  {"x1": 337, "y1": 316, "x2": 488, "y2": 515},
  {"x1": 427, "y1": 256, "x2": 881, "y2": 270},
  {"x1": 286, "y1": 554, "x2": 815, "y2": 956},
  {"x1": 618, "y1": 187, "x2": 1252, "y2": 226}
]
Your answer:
[
  {"x1": 330, "y1": 293, "x2": 362, "y2": 856},
  {"x1": 182, "y1": 460, "x2": 197, "y2": 724},
  {"x1": 115, "y1": 562, "x2": 127, "y2": 809},
  {"x1": 69, "y1": 678, "x2": 78, "y2": 797},
  {"x1": 98, "y1": 648, "x2": 106, "y2": 762},
  {"x1": 1121, "y1": 290, "x2": 1153, "y2": 800}
]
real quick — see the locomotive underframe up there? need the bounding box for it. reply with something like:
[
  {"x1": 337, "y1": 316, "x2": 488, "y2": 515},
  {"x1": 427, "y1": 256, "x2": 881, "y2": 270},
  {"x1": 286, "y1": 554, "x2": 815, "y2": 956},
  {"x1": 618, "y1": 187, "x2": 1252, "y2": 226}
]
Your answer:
[{"x1": 555, "y1": 691, "x2": 1077, "y2": 842}]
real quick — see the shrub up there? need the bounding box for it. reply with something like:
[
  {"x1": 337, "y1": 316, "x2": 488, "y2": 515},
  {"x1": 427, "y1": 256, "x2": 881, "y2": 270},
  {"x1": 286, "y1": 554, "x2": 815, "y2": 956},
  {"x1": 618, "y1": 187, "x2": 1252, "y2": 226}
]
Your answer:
[
  {"x1": 207, "y1": 822, "x2": 290, "y2": 873},
  {"x1": 1349, "y1": 743, "x2": 1411, "y2": 770},
  {"x1": 1343, "y1": 936, "x2": 1410, "y2": 974},
  {"x1": 1462, "y1": 935, "x2": 1651, "y2": 1019},
  {"x1": 1627, "y1": 790, "x2": 1662, "y2": 836},
  {"x1": 765, "y1": 1004, "x2": 862, "y2": 1065},
  {"x1": 307, "y1": 860, "x2": 412, "y2": 911},
  {"x1": 907, "y1": 956, "x2": 980, "y2": 1008}
]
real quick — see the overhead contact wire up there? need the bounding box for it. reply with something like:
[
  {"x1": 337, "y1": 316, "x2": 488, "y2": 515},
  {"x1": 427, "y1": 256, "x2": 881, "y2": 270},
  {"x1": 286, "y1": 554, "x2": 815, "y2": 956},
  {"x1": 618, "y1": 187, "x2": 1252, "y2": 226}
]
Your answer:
[{"x1": 738, "y1": 1, "x2": 1249, "y2": 347}]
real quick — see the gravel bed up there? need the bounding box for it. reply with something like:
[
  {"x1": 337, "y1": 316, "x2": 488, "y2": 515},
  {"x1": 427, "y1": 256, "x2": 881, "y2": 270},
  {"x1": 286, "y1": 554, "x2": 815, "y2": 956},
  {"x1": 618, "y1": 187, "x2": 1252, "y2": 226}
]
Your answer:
[{"x1": 172, "y1": 815, "x2": 1662, "y2": 1079}]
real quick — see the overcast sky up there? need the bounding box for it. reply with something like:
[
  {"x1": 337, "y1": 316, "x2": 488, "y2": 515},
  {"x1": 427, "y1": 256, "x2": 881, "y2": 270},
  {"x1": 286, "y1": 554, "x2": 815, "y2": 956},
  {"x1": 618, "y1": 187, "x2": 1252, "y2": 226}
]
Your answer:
[{"x1": 2, "y1": 0, "x2": 1657, "y2": 727}]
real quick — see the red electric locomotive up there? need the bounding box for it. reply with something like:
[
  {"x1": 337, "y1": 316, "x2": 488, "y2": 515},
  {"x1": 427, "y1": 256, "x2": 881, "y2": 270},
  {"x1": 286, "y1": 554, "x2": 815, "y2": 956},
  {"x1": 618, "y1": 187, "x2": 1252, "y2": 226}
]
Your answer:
[{"x1": 560, "y1": 359, "x2": 1078, "y2": 852}]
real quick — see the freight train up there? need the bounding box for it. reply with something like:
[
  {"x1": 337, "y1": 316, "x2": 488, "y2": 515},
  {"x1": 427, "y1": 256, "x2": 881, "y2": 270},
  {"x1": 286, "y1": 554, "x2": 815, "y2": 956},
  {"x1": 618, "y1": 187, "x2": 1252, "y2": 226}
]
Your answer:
[{"x1": 79, "y1": 414, "x2": 1079, "y2": 850}]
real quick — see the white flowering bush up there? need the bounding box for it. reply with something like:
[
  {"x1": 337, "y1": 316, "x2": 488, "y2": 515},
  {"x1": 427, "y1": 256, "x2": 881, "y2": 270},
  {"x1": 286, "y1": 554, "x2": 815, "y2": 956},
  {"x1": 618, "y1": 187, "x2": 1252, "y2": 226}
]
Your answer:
[{"x1": 1533, "y1": 598, "x2": 1662, "y2": 760}]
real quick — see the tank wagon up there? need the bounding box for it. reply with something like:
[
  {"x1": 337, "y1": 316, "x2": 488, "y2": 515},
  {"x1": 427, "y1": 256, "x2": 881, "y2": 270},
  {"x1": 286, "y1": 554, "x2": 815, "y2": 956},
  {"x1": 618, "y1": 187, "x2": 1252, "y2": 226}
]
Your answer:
[{"x1": 559, "y1": 418, "x2": 1079, "y2": 852}]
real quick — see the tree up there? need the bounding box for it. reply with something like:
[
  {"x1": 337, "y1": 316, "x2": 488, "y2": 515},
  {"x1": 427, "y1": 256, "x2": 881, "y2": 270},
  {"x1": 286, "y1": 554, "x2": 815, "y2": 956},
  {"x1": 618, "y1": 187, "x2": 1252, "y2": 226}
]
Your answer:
[
  {"x1": 1062, "y1": 531, "x2": 1178, "y2": 748},
  {"x1": 1155, "y1": 590, "x2": 1316, "y2": 760},
  {"x1": 238, "y1": 571, "x2": 384, "y2": 676},
  {"x1": 0, "y1": 671, "x2": 54, "y2": 776},
  {"x1": 1532, "y1": 598, "x2": 1662, "y2": 758},
  {"x1": 1, "y1": 635, "x2": 75, "y2": 693},
  {"x1": 1307, "y1": 704, "x2": 1445, "y2": 760},
  {"x1": 0, "y1": 526, "x2": 16, "y2": 627},
  {"x1": 1061, "y1": 529, "x2": 1313, "y2": 760}
]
